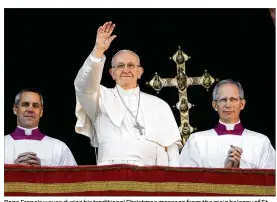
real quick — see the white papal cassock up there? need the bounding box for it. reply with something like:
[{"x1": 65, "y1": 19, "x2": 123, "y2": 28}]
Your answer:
[
  {"x1": 179, "y1": 121, "x2": 275, "y2": 169},
  {"x1": 5, "y1": 126, "x2": 77, "y2": 166},
  {"x1": 74, "y1": 54, "x2": 182, "y2": 166}
]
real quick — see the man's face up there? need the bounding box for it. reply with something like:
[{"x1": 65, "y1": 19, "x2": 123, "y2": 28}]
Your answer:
[
  {"x1": 13, "y1": 92, "x2": 43, "y2": 129},
  {"x1": 110, "y1": 52, "x2": 144, "y2": 89},
  {"x1": 212, "y1": 84, "x2": 246, "y2": 124}
]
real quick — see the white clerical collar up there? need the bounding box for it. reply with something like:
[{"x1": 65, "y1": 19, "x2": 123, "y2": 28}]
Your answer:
[
  {"x1": 17, "y1": 125, "x2": 39, "y2": 136},
  {"x1": 219, "y1": 120, "x2": 241, "y2": 130},
  {"x1": 115, "y1": 84, "x2": 140, "y2": 97}
]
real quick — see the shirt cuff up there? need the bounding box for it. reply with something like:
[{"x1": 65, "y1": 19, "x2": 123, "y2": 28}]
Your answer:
[{"x1": 89, "y1": 54, "x2": 104, "y2": 63}]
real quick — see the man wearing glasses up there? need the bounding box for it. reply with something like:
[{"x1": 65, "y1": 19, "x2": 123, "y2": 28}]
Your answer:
[
  {"x1": 5, "y1": 89, "x2": 77, "y2": 166},
  {"x1": 74, "y1": 21, "x2": 181, "y2": 166},
  {"x1": 180, "y1": 79, "x2": 275, "y2": 169}
]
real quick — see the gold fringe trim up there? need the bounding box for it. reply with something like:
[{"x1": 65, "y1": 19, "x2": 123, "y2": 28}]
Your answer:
[{"x1": 4, "y1": 181, "x2": 275, "y2": 195}]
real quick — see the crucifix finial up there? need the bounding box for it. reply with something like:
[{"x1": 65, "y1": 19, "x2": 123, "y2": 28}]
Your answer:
[{"x1": 147, "y1": 47, "x2": 216, "y2": 145}]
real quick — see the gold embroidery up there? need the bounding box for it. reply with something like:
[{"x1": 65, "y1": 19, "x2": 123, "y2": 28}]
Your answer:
[{"x1": 5, "y1": 181, "x2": 275, "y2": 195}]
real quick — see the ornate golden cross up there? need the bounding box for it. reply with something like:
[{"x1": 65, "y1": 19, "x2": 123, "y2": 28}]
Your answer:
[{"x1": 146, "y1": 46, "x2": 216, "y2": 145}]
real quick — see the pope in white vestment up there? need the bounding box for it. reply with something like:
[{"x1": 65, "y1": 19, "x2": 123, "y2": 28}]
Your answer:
[
  {"x1": 179, "y1": 79, "x2": 275, "y2": 169},
  {"x1": 74, "y1": 21, "x2": 182, "y2": 166}
]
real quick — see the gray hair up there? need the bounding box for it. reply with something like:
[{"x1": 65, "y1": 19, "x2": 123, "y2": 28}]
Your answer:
[
  {"x1": 111, "y1": 50, "x2": 140, "y2": 67},
  {"x1": 212, "y1": 79, "x2": 244, "y2": 101},
  {"x1": 14, "y1": 88, "x2": 44, "y2": 107}
]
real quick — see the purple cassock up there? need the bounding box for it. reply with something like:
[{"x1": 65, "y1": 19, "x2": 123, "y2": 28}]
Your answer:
[
  {"x1": 10, "y1": 127, "x2": 45, "y2": 141},
  {"x1": 214, "y1": 122, "x2": 244, "y2": 136}
]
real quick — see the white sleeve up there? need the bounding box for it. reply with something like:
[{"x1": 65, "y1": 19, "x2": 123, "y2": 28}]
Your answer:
[
  {"x1": 59, "y1": 146, "x2": 77, "y2": 166},
  {"x1": 74, "y1": 54, "x2": 106, "y2": 145},
  {"x1": 167, "y1": 143, "x2": 180, "y2": 167},
  {"x1": 179, "y1": 137, "x2": 204, "y2": 167},
  {"x1": 74, "y1": 54, "x2": 105, "y2": 95},
  {"x1": 258, "y1": 137, "x2": 276, "y2": 169},
  {"x1": 89, "y1": 54, "x2": 103, "y2": 63}
]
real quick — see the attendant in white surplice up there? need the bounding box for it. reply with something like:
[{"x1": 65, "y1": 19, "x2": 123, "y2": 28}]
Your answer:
[
  {"x1": 74, "y1": 21, "x2": 182, "y2": 166},
  {"x1": 5, "y1": 89, "x2": 77, "y2": 166},
  {"x1": 180, "y1": 79, "x2": 275, "y2": 169}
]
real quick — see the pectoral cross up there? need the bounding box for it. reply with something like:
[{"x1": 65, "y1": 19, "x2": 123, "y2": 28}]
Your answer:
[{"x1": 134, "y1": 120, "x2": 144, "y2": 136}]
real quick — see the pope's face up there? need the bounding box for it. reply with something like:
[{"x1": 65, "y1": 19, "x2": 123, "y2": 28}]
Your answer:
[{"x1": 110, "y1": 52, "x2": 144, "y2": 89}]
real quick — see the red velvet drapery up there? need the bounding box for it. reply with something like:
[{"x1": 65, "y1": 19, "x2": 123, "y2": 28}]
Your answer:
[{"x1": 4, "y1": 164, "x2": 275, "y2": 196}]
